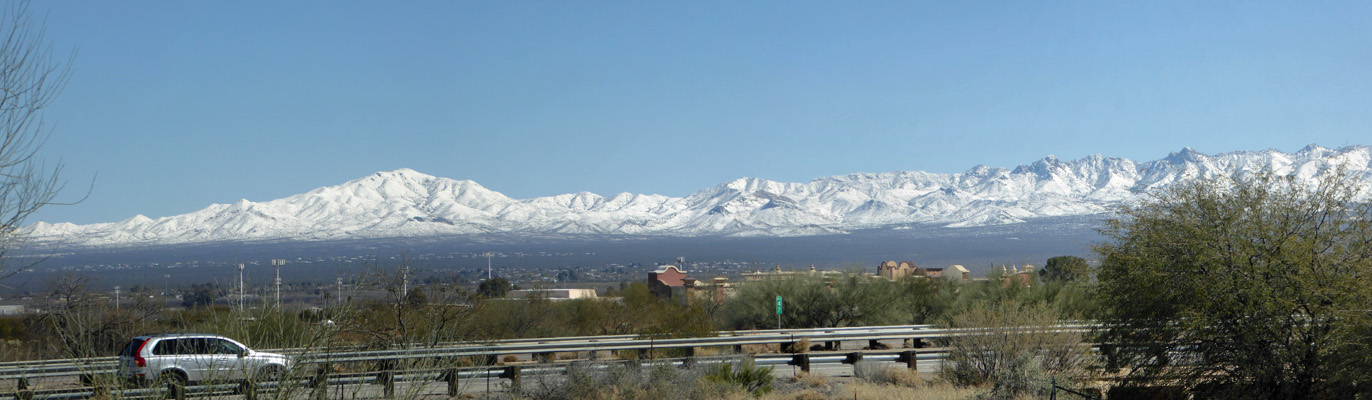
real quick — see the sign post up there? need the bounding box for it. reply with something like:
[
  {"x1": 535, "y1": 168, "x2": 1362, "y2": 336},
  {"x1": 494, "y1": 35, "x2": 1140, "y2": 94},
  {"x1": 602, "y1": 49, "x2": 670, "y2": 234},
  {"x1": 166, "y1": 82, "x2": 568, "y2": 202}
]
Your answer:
[{"x1": 776, "y1": 296, "x2": 783, "y2": 330}]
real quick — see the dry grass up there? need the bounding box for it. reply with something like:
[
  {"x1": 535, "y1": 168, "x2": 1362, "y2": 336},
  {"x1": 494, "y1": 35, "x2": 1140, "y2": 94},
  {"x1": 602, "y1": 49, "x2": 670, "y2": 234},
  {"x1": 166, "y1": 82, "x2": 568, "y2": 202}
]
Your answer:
[
  {"x1": 789, "y1": 372, "x2": 829, "y2": 389},
  {"x1": 853, "y1": 362, "x2": 921, "y2": 388},
  {"x1": 740, "y1": 343, "x2": 781, "y2": 354},
  {"x1": 845, "y1": 380, "x2": 979, "y2": 399},
  {"x1": 759, "y1": 379, "x2": 978, "y2": 400}
]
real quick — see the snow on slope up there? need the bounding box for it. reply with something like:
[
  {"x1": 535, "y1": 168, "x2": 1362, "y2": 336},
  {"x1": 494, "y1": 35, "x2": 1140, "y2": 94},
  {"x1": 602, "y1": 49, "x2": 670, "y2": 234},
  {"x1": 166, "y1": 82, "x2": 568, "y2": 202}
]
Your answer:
[{"x1": 27, "y1": 145, "x2": 1372, "y2": 248}]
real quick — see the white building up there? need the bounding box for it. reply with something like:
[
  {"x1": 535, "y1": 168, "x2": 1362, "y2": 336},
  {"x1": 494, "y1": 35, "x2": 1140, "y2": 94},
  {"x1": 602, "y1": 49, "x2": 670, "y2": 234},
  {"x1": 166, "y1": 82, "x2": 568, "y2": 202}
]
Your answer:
[{"x1": 506, "y1": 288, "x2": 599, "y2": 301}]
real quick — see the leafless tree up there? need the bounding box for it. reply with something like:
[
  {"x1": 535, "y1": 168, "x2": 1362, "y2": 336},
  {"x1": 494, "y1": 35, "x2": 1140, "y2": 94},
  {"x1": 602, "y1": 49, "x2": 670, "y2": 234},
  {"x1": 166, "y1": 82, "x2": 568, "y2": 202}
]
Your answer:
[{"x1": 0, "y1": 1, "x2": 73, "y2": 281}]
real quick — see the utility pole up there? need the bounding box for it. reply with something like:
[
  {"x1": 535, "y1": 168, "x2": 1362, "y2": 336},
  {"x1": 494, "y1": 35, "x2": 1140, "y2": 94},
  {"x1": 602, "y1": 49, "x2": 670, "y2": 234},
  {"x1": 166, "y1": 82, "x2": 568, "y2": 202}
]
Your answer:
[
  {"x1": 272, "y1": 259, "x2": 284, "y2": 308},
  {"x1": 336, "y1": 277, "x2": 344, "y2": 307},
  {"x1": 114, "y1": 286, "x2": 120, "y2": 310},
  {"x1": 485, "y1": 252, "x2": 493, "y2": 281},
  {"x1": 238, "y1": 263, "x2": 245, "y2": 311}
]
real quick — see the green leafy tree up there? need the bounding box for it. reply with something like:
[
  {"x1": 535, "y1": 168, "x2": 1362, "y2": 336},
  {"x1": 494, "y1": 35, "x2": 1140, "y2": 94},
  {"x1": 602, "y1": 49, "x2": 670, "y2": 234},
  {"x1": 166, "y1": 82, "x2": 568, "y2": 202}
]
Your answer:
[
  {"x1": 1095, "y1": 171, "x2": 1372, "y2": 399},
  {"x1": 1039, "y1": 255, "x2": 1089, "y2": 283},
  {"x1": 722, "y1": 273, "x2": 907, "y2": 329},
  {"x1": 181, "y1": 284, "x2": 217, "y2": 308},
  {"x1": 477, "y1": 277, "x2": 510, "y2": 298}
]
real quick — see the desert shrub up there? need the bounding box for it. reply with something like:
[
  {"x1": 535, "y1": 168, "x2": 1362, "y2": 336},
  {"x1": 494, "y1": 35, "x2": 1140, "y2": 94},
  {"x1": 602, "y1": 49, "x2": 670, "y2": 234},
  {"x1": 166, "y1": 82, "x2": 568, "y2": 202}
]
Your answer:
[
  {"x1": 705, "y1": 359, "x2": 775, "y2": 397},
  {"x1": 519, "y1": 360, "x2": 737, "y2": 400},
  {"x1": 939, "y1": 300, "x2": 1094, "y2": 399}
]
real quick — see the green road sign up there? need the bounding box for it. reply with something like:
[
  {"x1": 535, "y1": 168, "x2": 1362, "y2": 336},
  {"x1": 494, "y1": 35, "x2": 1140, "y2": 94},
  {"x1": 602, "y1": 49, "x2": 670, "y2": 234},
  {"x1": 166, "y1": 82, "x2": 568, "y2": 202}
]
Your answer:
[{"x1": 776, "y1": 296, "x2": 783, "y2": 315}]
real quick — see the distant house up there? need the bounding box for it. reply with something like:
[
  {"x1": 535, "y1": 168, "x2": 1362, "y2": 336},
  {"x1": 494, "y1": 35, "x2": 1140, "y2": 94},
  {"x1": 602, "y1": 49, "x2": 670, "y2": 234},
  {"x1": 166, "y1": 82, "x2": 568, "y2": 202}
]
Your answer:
[
  {"x1": 877, "y1": 261, "x2": 946, "y2": 280},
  {"x1": 742, "y1": 265, "x2": 839, "y2": 281},
  {"x1": 0, "y1": 305, "x2": 24, "y2": 315},
  {"x1": 507, "y1": 289, "x2": 599, "y2": 301},
  {"x1": 944, "y1": 265, "x2": 971, "y2": 282},
  {"x1": 878, "y1": 261, "x2": 918, "y2": 280},
  {"x1": 648, "y1": 265, "x2": 692, "y2": 300},
  {"x1": 1000, "y1": 264, "x2": 1036, "y2": 287}
]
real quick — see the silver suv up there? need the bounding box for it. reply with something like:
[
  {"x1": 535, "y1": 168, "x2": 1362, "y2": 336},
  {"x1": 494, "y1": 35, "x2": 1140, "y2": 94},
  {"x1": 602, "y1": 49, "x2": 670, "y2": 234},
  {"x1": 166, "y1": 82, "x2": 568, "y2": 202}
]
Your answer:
[{"x1": 118, "y1": 334, "x2": 291, "y2": 385}]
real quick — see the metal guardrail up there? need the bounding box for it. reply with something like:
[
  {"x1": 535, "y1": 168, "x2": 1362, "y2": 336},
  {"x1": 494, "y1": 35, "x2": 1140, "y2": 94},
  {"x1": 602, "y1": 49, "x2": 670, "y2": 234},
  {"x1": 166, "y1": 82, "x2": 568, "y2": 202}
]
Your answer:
[
  {"x1": 1, "y1": 323, "x2": 1094, "y2": 399},
  {"x1": 2, "y1": 349, "x2": 958, "y2": 400},
  {"x1": 0, "y1": 324, "x2": 946, "y2": 381}
]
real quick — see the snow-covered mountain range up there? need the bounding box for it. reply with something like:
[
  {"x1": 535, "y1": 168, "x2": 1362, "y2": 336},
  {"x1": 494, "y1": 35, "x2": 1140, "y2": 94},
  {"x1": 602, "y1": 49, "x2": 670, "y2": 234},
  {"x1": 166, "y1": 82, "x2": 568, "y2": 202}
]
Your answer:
[{"x1": 28, "y1": 145, "x2": 1372, "y2": 249}]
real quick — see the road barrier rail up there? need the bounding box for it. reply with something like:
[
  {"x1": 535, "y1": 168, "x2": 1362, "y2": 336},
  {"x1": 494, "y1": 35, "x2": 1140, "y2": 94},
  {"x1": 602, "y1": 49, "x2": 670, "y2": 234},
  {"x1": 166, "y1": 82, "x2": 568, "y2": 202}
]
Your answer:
[{"x1": 1, "y1": 322, "x2": 1095, "y2": 399}]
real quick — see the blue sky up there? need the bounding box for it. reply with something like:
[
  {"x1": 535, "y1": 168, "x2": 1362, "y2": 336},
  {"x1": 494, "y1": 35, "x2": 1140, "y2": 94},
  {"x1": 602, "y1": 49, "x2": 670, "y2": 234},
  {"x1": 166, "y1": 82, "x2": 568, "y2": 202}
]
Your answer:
[{"x1": 28, "y1": 1, "x2": 1372, "y2": 225}]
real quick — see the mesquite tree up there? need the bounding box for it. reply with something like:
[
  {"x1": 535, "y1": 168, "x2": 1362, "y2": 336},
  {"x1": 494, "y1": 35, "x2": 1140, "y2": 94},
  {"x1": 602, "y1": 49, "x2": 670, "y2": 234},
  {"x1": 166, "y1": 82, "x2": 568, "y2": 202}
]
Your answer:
[{"x1": 1096, "y1": 171, "x2": 1372, "y2": 399}]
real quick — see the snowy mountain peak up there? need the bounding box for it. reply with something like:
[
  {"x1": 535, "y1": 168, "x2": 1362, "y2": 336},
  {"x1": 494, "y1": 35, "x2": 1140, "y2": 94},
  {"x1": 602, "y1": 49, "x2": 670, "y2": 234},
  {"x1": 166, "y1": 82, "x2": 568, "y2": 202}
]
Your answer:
[
  {"x1": 28, "y1": 145, "x2": 1372, "y2": 249},
  {"x1": 1299, "y1": 143, "x2": 1330, "y2": 155},
  {"x1": 1165, "y1": 147, "x2": 1208, "y2": 164}
]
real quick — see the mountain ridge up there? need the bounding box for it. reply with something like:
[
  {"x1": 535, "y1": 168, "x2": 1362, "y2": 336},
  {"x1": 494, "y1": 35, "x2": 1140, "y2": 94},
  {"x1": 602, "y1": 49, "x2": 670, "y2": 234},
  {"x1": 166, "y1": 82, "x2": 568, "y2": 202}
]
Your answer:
[{"x1": 29, "y1": 145, "x2": 1372, "y2": 249}]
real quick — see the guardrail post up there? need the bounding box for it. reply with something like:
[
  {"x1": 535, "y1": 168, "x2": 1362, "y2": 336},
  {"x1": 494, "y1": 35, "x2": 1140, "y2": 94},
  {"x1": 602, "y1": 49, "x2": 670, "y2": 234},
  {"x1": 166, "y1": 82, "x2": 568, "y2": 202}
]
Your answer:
[
  {"x1": 378, "y1": 360, "x2": 395, "y2": 398},
  {"x1": 485, "y1": 354, "x2": 499, "y2": 366},
  {"x1": 310, "y1": 364, "x2": 329, "y2": 400},
  {"x1": 241, "y1": 379, "x2": 258, "y2": 400},
  {"x1": 94, "y1": 381, "x2": 110, "y2": 399},
  {"x1": 16, "y1": 377, "x2": 33, "y2": 400},
  {"x1": 732, "y1": 345, "x2": 744, "y2": 354},
  {"x1": 499, "y1": 366, "x2": 521, "y2": 393},
  {"x1": 825, "y1": 341, "x2": 842, "y2": 351},
  {"x1": 446, "y1": 368, "x2": 459, "y2": 396},
  {"x1": 910, "y1": 338, "x2": 927, "y2": 348},
  {"x1": 843, "y1": 352, "x2": 863, "y2": 365},
  {"x1": 790, "y1": 354, "x2": 811, "y2": 373},
  {"x1": 898, "y1": 350, "x2": 918, "y2": 371},
  {"x1": 1101, "y1": 344, "x2": 1119, "y2": 373},
  {"x1": 683, "y1": 347, "x2": 695, "y2": 358},
  {"x1": 167, "y1": 379, "x2": 185, "y2": 400},
  {"x1": 868, "y1": 339, "x2": 885, "y2": 350}
]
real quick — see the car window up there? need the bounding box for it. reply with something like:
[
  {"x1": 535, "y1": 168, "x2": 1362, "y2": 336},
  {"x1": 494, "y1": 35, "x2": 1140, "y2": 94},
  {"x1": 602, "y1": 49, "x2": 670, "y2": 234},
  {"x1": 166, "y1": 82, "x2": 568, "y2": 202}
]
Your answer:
[
  {"x1": 189, "y1": 338, "x2": 214, "y2": 354},
  {"x1": 213, "y1": 339, "x2": 243, "y2": 355},
  {"x1": 152, "y1": 339, "x2": 178, "y2": 355},
  {"x1": 121, "y1": 339, "x2": 145, "y2": 357}
]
